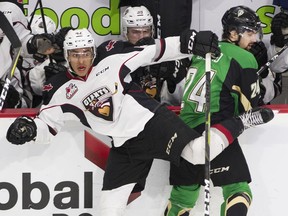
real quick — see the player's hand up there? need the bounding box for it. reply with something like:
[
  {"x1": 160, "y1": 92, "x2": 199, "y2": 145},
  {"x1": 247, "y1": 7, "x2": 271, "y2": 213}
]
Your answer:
[
  {"x1": 6, "y1": 116, "x2": 37, "y2": 145},
  {"x1": 54, "y1": 27, "x2": 74, "y2": 48},
  {"x1": 27, "y1": 33, "x2": 57, "y2": 55},
  {"x1": 180, "y1": 29, "x2": 220, "y2": 58},
  {"x1": 0, "y1": 81, "x2": 21, "y2": 108},
  {"x1": 44, "y1": 62, "x2": 67, "y2": 81},
  {"x1": 135, "y1": 37, "x2": 155, "y2": 46},
  {"x1": 270, "y1": 12, "x2": 288, "y2": 48},
  {"x1": 249, "y1": 41, "x2": 269, "y2": 78}
]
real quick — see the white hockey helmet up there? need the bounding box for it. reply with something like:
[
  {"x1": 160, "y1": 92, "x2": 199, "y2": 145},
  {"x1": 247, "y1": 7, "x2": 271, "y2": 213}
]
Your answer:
[
  {"x1": 29, "y1": 15, "x2": 57, "y2": 34},
  {"x1": 122, "y1": 6, "x2": 154, "y2": 36},
  {"x1": 63, "y1": 28, "x2": 96, "y2": 61}
]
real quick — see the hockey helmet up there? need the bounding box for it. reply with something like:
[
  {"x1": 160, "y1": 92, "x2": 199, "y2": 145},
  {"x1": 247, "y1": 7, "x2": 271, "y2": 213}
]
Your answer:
[
  {"x1": 222, "y1": 6, "x2": 262, "y2": 35},
  {"x1": 122, "y1": 6, "x2": 154, "y2": 36},
  {"x1": 63, "y1": 28, "x2": 96, "y2": 61},
  {"x1": 29, "y1": 14, "x2": 57, "y2": 34}
]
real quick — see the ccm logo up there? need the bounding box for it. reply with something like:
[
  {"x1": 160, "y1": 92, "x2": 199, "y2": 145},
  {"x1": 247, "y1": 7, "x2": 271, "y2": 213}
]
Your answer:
[{"x1": 188, "y1": 31, "x2": 197, "y2": 54}]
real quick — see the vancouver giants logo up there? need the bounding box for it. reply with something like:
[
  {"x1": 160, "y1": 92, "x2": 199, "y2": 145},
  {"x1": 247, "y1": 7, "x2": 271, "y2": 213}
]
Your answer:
[
  {"x1": 66, "y1": 83, "x2": 78, "y2": 99},
  {"x1": 82, "y1": 86, "x2": 115, "y2": 121}
]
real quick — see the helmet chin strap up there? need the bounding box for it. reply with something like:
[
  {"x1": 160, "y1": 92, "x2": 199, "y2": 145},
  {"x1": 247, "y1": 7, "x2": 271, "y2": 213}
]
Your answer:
[
  {"x1": 227, "y1": 32, "x2": 242, "y2": 46},
  {"x1": 235, "y1": 33, "x2": 243, "y2": 46},
  {"x1": 68, "y1": 65, "x2": 77, "y2": 76}
]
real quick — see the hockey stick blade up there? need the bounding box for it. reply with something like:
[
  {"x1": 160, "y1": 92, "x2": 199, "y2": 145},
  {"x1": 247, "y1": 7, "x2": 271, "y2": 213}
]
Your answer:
[{"x1": 0, "y1": 12, "x2": 21, "y2": 48}]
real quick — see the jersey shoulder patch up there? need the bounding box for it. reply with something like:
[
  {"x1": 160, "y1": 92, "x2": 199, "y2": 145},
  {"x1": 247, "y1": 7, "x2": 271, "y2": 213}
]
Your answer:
[
  {"x1": 94, "y1": 40, "x2": 140, "y2": 64},
  {"x1": 42, "y1": 72, "x2": 70, "y2": 105}
]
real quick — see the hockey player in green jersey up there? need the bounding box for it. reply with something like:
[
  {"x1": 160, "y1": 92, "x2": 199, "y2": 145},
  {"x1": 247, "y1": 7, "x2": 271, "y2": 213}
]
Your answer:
[{"x1": 165, "y1": 6, "x2": 263, "y2": 216}]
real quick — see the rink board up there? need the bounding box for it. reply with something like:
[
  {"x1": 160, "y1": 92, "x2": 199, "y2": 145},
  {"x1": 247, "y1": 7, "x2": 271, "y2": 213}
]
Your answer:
[{"x1": 0, "y1": 105, "x2": 287, "y2": 216}]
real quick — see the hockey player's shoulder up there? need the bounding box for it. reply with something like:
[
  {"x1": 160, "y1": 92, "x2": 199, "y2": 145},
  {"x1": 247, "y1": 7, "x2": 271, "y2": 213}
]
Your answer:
[
  {"x1": 94, "y1": 39, "x2": 137, "y2": 63},
  {"x1": 220, "y1": 42, "x2": 257, "y2": 69},
  {"x1": 42, "y1": 72, "x2": 68, "y2": 96},
  {"x1": 98, "y1": 39, "x2": 134, "y2": 54}
]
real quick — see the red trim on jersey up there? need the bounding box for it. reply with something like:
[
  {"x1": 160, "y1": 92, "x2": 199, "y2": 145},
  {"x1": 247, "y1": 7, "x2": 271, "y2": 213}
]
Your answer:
[
  {"x1": 66, "y1": 66, "x2": 93, "y2": 81},
  {"x1": 211, "y1": 123, "x2": 234, "y2": 144},
  {"x1": 154, "y1": 39, "x2": 166, "y2": 62},
  {"x1": 167, "y1": 105, "x2": 181, "y2": 115},
  {"x1": 12, "y1": 21, "x2": 30, "y2": 30},
  {"x1": 118, "y1": 52, "x2": 139, "y2": 86}
]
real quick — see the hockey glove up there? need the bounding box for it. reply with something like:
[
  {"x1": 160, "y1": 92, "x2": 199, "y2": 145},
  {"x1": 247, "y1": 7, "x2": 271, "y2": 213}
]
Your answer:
[
  {"x1": 180, "y1": 29, "x2": 220, "y2": 58},
  {"x1": 33, "y1": 52, "x2": 47, "y2": 63},
  {"x1": 27, "y1": 33, "x2": 56, "y2": 55},
  {"x1": 135, "y1": 37, "x2": 155, "y2": 46},
  {"x1": 249, "y1": 41, "x2": 269, "y2": 78},
  {"x1": 6, "y1": 116, "x2": 37, "y2": 145},
  {"x1": 270, "y1": 12, "x2": 288, "y2": 47},
  {"x1": 54, "y1": 27, "x2": 75, "y2": 48},
  {"x1": 0, "y1": 81, "x2": 21, "y2": 108},
  {"x1": 44, "y1": 62, "x2": 67, "y2": 81}
]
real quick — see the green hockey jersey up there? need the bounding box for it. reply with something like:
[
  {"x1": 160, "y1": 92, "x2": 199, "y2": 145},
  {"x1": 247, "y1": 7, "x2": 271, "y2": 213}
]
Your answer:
[{"x1": 180, "y1": 41, "x2": 260, "y2": 128}]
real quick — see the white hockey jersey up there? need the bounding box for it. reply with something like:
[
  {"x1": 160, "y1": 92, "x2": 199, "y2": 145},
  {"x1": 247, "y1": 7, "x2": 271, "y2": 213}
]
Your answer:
[
  {"x1": 35, "y1": 37, "x2": 190, "y2": 147},
  {"x1": 0, "y1": 2, "x2": 33, "y2": 107},
  {"x1": 268, "y1": 44, "x2": 288, "y2": 73}
]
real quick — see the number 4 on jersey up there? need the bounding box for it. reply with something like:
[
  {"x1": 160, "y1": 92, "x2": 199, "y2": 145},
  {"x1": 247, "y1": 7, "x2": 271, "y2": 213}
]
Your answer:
[{"x1": 184, "y1": 67, "x2": 216, "y2": 112}]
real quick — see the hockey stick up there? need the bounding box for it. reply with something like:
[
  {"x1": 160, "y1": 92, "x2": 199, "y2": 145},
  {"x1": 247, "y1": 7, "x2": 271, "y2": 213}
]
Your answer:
[
  {"x1": 28, "y1": 0, "x2": 48, "y2": 32},
  {"x1": 0, "y1": 12, "x2": 22, "y2": 110},
  {"x1": 28, "y1": 0, "x2": 53, "y2": 63},
  {"x1": 257, "y1": 42, "x2": 288, "y2": 76},
  {"x1": 204, "y1": 52, "x2": 211, "y2": 216},
  {"x1": 38, "y1": 0, "x2": 48, "y2": 34},
  {"x1": 28, "y1": 0, "x2": 39, "y2": 30},
  {"x1": 37, "y1": 0, "x2": 53, "y2": 64}
]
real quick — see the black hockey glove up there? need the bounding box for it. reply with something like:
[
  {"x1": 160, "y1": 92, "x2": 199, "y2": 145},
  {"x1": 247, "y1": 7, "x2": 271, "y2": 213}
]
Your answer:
[
  {"x1": 180, "y1": 29, "x2": 220, "y2": 58},
  {"x1": 270, "y1": 12, "x2": 288, "y2": 47},
  {"x1": 27, "y1": 33, "x2": 56, "y2": 54},
  {"x1": 249, "y1": 41, "x2": 269, "y2": 78},
  {"x1": 44, "y1": 62, "x2": 67, "y2": 81},
  {"x1": 6, "y1": 116, "x2": 37, "y2": 145},
  {"x1": 33, "y1": 52, "x2": 47, "y2": 63},
  {"x1": 135, "y1": 37, "x2": 155, "y2": 46},
  {"x1": 161, "y1": 59, "x2": 190, "y2": 93},
  {"x1": 54, "y1": 27, "x2": 75, "y2": 48},
  {"x1": 0, "y1": 81, "x2": 21, "y2": 108}
]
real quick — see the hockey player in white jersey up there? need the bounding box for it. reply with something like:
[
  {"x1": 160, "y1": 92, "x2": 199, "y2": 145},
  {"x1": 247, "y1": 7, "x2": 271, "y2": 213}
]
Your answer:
[
  {"x1": 264, "y1": 10, "x2": 288, "y2": 103},
  {"x1": 6, "y1": 28, "x2": 274, "y2": 216},
  {"x1": 22, "y1": 14, "x2": 60, "y2": 107},
  {"x1": 0, "y1": 1, "x2": 34, "y2": 107},
  {"x1": 0, "y1": 1, "x2": 60, "y2": 107}
]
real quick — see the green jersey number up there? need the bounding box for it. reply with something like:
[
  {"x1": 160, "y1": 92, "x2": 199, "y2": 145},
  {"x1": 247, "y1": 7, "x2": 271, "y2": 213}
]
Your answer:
[
  {"x1": 184, "y1": 67, "x2": 216, "y2": 113},
  {"x1": 251, "y1": 79, "x2": 261, "y2": 99}
]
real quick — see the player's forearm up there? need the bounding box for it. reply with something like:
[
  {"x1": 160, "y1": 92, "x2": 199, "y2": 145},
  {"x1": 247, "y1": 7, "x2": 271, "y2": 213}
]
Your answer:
[
  {"x1": 153, "y1": 36, "x2": 191, "y2": 63},
  {"x1": 34, "y1": 118, "x2": 53, "y2": 144}
]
